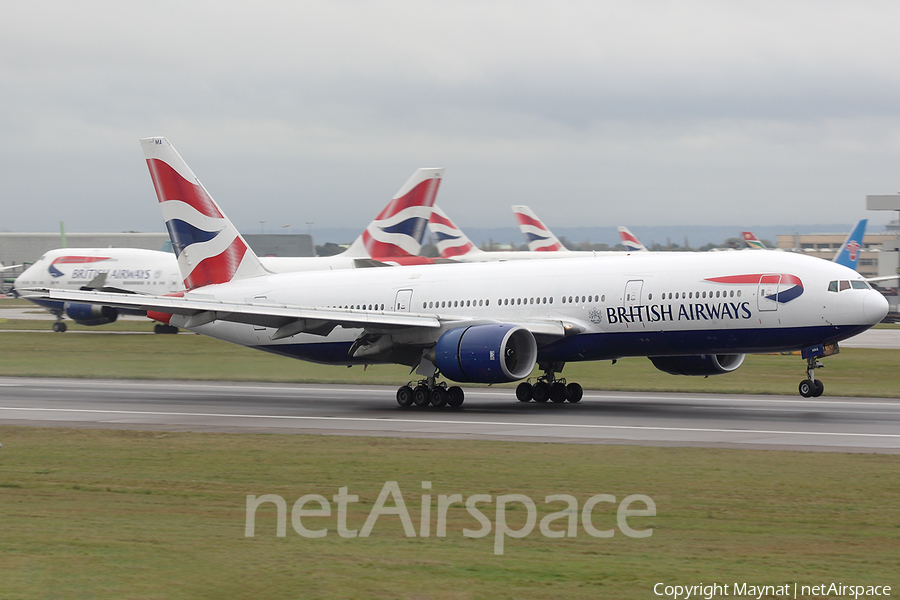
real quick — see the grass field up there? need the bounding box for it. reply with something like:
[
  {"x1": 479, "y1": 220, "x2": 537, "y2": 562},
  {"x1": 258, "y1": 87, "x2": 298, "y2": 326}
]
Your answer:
[
  {"x1": 0, "y1": 326, "x2": 898, "y2": 397},
  {"x1": 0, "y1": 427, "x2": 897, "y2": 599}
]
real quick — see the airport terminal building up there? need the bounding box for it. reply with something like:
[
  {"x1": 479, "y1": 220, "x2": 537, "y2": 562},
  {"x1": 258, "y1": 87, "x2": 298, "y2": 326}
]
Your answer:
[{"x1": 776, "y1": 230, "x2": 898, "y2": 279}]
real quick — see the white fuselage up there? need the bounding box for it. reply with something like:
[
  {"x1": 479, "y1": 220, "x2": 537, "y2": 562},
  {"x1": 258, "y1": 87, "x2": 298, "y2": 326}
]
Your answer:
[
  {"x1": 169, "y1": 249, "x2": 886, "y2": 366},
  {"x1": 13, "y1": 248, "x2": 412, "y2": 316}
]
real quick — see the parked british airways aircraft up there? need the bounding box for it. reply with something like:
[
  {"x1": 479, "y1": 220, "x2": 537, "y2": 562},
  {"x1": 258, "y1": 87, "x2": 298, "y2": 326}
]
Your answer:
[
  {"x1": 428, "y1": 205, "x2": 617, "y2": 262},
  {"x1": 512, "y1": 208, "x2": 650, "y2": 254},
  {"x1": 29, "y1": 137, "x2": 888, "y2": 405},
  {"x1": 617, "y1": 226, "x2": 648, "y2": 252},
  {"x1": 15, "y1": 248, "x2": 182, "y2": 332},
  {"x1": 511, "y1": 205, "x2": 570, "y2": 252},
  {"x1": 15, "y1": 147, "x2": 443, "y2": 331}
]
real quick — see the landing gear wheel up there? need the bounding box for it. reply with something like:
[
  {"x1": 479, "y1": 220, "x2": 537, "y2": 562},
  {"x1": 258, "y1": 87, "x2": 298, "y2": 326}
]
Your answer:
[
  {"x1": 566, "y1": 382, "x2": 583, "y2": 403},
  {"x1": 413, "y1": 386, "x2": 431, "y2": 406},
  {"x1": 431, "y1": 387, "x2": 448, "y2": 407},
  {"x1": 52, "y1": 322, "x2": 67, "y2": 333},
  {"x1": 798, "y1": 379, "x2": 813, "y2": 398},
  {"x1": 532, "y1": 382, "x2": 550, "y2": 403},
  {"x1": 396, "y1": 385, "x2": 414, "y2": 407},
  {"x1": 447, "y1": 386, "x2": 465, "y2": 408},
  {"x1": 811, "y1": 379, "x2": 824, "y2": 397},
  {"x1": 516, "y1": 382, "x2": 533, "y2": 402},
  {"x1": 550, "y1": 382, "x2": 568, "y2": 403}
]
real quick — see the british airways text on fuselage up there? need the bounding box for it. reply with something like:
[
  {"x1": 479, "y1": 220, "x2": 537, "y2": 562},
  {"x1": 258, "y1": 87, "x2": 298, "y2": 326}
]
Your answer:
[
  {"x1": 606, "y1": 301, "x2": 753, "y2": 324},
  {"x1": 67, "y1": 268, "x2": 153, "y2": 280}
]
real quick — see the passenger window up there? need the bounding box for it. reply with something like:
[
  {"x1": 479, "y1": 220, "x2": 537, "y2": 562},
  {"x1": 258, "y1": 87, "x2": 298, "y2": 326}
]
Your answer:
[
  {"x1": 839, "y1": 280, "x2": 850, "y2": 291},
  {"x1": 827, "y1": 281, "x2": 838, "y2": 292},
  {"x1": 851, "y1": 281, "x2": 868, "y2": 290}
]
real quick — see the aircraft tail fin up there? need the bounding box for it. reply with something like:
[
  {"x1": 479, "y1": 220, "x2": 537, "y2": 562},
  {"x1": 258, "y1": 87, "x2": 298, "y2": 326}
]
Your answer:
[
  {"x1": 741, "y1": 231, "x2": 767, "y2": 249},
  {"x1": 617, "y1": 226, "x2": 647, "y2": 252},
  {"x1": 141, "y1": 137, "x2": 269, "y2": 290},
  {"x1": 833, "y1": 219, "x2": 867, "y2": 270},
  {"x1": 511, "y1": 205, "x2": 568, "y2": 252},
  {"x1": 428, "y1": 205, "x2": 481, "y2": 257},
  {"x1": 343, "y1": 168, "x2": 443, "y2": 258}
]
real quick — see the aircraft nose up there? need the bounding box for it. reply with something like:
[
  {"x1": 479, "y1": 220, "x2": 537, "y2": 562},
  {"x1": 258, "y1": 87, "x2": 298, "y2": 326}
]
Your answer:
[{"x1": 864, "y1": 291, "x2": 889, "y2": 323}]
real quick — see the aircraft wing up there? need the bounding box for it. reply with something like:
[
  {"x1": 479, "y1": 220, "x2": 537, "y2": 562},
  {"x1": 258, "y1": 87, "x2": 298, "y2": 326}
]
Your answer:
[
  {"x1": 23, "y1": 288, "x2": 571, "y2": 341},
  {"x1": 25, "y1": 287, "x2": 440, "y2": 333}
]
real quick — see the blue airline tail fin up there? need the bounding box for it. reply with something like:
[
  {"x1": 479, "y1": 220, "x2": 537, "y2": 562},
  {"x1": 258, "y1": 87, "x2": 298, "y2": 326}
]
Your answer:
[{"x1": 833, "y1": 219, "x2": 867, "y2": 270}]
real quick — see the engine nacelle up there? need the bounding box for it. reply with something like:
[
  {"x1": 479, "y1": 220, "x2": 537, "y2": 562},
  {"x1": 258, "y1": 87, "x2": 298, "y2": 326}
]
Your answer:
[
  {"x1": 649, "y1": 354, "x2": 745, "y2": 376},
  {"x1": 64, "y1": 302, "x2": 119, "y2": 326},
  {"x1": 435, "y1": 324, "x2": 537, "y2": 384}
]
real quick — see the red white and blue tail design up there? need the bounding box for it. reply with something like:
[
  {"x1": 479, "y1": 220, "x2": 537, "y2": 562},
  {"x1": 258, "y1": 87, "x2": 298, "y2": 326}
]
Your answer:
[
  {"x1": 428, "y1": 204, "x2": 481, "y2": 258},
  {"x1": 511, "y1": 205, "x2": 568, "y2": 252},
  {"x1": 617, "y1": 226, "x2": 648, "y2": 252},
  {"x1": 141, "y1": 137, "x2": 268, "y2": 290},
  {"x1": 344, "y1": 168, "x2": 443, "y2": 258}
]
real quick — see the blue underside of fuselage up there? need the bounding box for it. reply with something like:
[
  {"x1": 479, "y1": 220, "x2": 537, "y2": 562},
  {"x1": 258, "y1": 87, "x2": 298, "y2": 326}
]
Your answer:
[{"x1": 252, "y1": 324, "x2": 871, "y2": 366}]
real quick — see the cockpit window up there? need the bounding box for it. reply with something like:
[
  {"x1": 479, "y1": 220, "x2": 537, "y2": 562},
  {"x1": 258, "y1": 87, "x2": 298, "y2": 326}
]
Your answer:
[
  {"x1": 851, "y1": 280, "x2": 869, "y2": 290},
  {"x1": 839, "y1": 280, "x2": 850, "y2": 291},
  {"x1": 827, "y1": 281, "x2": 838, "y2": 292}
]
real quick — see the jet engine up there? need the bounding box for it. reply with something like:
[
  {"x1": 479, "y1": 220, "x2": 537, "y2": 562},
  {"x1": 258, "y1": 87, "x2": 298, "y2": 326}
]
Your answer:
[
  {"x1": 649, "y1": 354, "x2": 745, "y2": 376},
  {"x1": 64, "y1": 302, "x2": 119, "y2": 326},
  {"x1": 434, "y1": 323, "x2": 537, "y2": 384}
]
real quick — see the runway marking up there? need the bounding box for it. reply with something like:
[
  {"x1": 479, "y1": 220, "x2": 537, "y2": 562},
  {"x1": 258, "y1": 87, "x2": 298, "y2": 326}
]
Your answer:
[
  {"x1": 1, "y1": 406, "x2": 898, "y2": 439},
  {"x1": 10, "y1": 381, "x2": 900, "y2": 407}
]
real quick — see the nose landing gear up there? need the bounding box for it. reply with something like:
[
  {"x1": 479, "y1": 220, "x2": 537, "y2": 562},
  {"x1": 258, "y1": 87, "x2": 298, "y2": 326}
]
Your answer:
[
  {"x1": 798, "y1": 343, "x2": 839, "y2": 398},
  {"x1": 799, "y1": 355, "x2": 825, "y2": 398}
]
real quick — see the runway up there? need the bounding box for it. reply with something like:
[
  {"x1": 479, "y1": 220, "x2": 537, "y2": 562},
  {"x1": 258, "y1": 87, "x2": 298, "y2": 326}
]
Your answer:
[{"x1": 1, "y1": 377, "x2": 898, "y2": 453}]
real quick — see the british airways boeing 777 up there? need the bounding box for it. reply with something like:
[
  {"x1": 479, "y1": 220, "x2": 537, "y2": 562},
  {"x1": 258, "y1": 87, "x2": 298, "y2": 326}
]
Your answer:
[{"x1": 29, "y1": 137, "x2": 888, "y2": 405}]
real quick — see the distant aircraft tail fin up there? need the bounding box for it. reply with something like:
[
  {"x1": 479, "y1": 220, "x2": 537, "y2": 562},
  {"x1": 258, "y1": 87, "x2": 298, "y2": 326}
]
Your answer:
[
  {"x1": 141, "y1": 137, "x2": 269, "y2": 290},
  {"x1": 428, "y1": 205, "x2": 481, "y2": 257},
  {"x1": 511, "y1": 205, "x2": 568, "y2": 252},
  {"x1": 343, "y1": 168, "x2": 443, "y2": 258},
  {"x1": 741, "y1": 231, "x2": 767, "y2": 249},
  {"x1": 617, "y1": 226, "x2": 647, "y2": 252},
  {"x1": 833, "y1": 219, "x2": 867, "y2": 270}
]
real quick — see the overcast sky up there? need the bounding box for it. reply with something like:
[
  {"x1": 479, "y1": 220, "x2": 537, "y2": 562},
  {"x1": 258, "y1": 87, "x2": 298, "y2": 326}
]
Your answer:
[{"x1": 2, "y1": 0, "x2": 900, "y2": 237}]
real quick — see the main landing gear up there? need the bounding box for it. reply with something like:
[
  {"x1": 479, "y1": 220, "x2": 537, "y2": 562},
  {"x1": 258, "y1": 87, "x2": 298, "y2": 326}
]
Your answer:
[
  {"x1": 515, "y1": 363, "x2": 583, "y2": 404},
  {"x1": 51, "y1": 311, "x2": 67, "y2": 333},
  {"x1": 798, "y1": 355, "x2": 825, "y2": 398},
  {"x1": 154, "y1": 324, "x2": 179, "y2": 334},
  {"x1": 396, "y1": 373, "x2": 465, "y2": 409}
]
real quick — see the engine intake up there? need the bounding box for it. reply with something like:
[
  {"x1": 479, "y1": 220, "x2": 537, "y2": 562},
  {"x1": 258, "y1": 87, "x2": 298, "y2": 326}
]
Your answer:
[
  {"x1": 64, "y1": 302, "x2": 119, "y2": 327},
  {"x1": 435, "y1": 324, "x2": 537, "y2": 384},
  {"x1": 649, "y1": 354, "x2": 745, "y2": 376}
]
